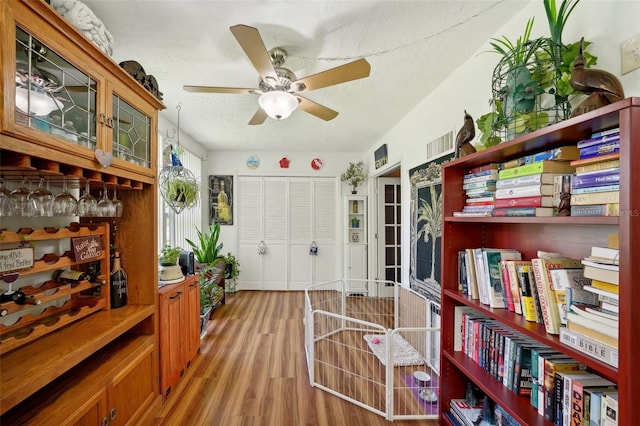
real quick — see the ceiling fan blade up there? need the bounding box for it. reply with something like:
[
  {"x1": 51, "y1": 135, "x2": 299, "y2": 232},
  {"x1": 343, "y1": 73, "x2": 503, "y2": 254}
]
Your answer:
[
  {"x1": 183, "y1": 85, "x2": 258, "y2": 94},
  {"x1": 248, "y1": 108, "x2": 268, "y2": 125},
  {"x1": 230, "y1": 24, "x2": 279, "y2": 87},
  {"x1": 293, "y1": 58, "x2": 371, "y2": 93},
  {"x1": 297, "y1": 96, "x2": 338, "y2": 121}
]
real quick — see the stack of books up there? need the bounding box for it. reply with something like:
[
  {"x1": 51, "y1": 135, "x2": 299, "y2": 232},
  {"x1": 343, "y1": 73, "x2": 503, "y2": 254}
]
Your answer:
[
  {"x1": 455, "y1": 164, "x2": 499, "y2": 217},
  {"x1": 569, "y1": 128, "x2": 620, "y2": 216},
  {"x1": 492, "y1": 160, "x2": 575, "y2": 217},
  {"x1": 559, "y1": 242, "x2": 620, "y2": 367}
]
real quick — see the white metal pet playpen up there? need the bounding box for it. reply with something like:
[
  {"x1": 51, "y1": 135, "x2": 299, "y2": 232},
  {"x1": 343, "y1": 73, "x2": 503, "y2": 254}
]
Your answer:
[{"x1": 304, "y1": 279, "x2": 441, "y2": 421}]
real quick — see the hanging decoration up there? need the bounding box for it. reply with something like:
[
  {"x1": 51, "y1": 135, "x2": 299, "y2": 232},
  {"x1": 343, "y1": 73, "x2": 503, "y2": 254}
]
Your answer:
[{"x1": 159, "y1": 105, "x2": 200, "y2": 214}]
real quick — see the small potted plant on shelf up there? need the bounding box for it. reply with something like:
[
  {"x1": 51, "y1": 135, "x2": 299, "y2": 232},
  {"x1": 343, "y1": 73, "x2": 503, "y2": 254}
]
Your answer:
[
  {"x1": 158, "y1": 245, "x2": 184, "y2": 282},
  {"x1": 186, "y1": 223, "x2": 226, "y2": 311},
  {"x1": 198, "y1": 263, "x2": 223, "y2": 337},
  {"x1": 158, "y1": 245, "x2": 182, "y2": 266},
  {"x1": 341, "y1": 161, "x2": 367, "y2": 194}
]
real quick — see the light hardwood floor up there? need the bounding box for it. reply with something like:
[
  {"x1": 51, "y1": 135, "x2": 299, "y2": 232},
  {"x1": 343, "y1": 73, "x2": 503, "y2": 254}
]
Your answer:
[{"x1": 152, "y1": 291, "x2": 438, "y2": 426}]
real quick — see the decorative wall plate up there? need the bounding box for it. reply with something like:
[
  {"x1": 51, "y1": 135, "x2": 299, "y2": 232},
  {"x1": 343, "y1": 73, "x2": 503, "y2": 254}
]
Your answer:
[
  {"x1": 311, "y1": 158, "x2": 323, "y2": 170},
  {"x1": 279, "y1": 157, "x2": 290, "y2": 168},
  {"x1": 246, "y1": 156, "x2": 260, "y2": 169}
]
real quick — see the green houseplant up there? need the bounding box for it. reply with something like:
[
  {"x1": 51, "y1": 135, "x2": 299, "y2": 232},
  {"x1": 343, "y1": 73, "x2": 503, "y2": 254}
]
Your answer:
[
  {"x1": 478, "y1": 0, "x2": 596, "y2": 146},
  {"x1": 158, "y1": 245, "x2": 182, "y2": 266},
  {"x1": 223, "y1": 252, "x2": 240, "y2": 294},
  {"x1": 340, "y1": 161, "x2": 367, "y2": 194},
  {"x1": 185, "y1": 222, "x2": 224, "y2": 266}
]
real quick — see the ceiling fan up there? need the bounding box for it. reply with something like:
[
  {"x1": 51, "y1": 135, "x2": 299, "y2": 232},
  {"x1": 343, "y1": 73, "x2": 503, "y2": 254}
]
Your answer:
[{"x1": 183, "y1": 24, "x2": 371, "y2": 125}]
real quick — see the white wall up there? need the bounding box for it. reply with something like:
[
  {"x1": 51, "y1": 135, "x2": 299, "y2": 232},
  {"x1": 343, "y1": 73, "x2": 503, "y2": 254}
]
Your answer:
[{"x1": 367, "y1": 0, "x2": 640, "y2": 287}]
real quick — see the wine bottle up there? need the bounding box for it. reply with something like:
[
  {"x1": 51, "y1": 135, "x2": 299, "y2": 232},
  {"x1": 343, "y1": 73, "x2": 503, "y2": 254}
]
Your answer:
[
  {"x1": 52, "y1": 269, "x2": 88, "y2": 282},
  {"x1": 0, "y1": 290, "x2": 41, "y2": 305},
  {"x1": 110, "y1": 251, "x2": 128, "y2": 309}
]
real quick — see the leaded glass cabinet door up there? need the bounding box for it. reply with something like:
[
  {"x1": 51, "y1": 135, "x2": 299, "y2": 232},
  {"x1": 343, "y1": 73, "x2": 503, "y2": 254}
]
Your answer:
[
  {"x1": 15, "y1": 26, "x2": 98, "y2": 149},
  {"x1": 112, "y1": 95, "x2": 151, "y2": 168}
]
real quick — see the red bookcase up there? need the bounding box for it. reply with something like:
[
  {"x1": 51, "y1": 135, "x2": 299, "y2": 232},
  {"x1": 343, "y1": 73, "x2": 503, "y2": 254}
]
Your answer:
[{"x1": 439, "y1": 98, "x2": 639, "y2": 425}]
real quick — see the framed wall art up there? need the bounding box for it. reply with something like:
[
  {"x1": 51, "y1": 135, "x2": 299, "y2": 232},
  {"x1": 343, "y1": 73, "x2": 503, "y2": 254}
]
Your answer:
[
  {"x1": 209, "y1": 175, "x2": 233, "y2": 225},
  {"x1": 409, "y1": 133, "x2": 454, "y2": 303}
]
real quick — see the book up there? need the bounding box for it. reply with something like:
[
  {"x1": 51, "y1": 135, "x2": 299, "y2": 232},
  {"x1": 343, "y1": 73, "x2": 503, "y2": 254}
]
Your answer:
[
  {"x1": 449, "y1": 398, "x2": 483, "y2": 425},
  {"x1": 579, "y1": 141, "x2": 620, "y2": 159},
  {"x1": 496, "y1": 173, "x2": 564, "y2": 190},
  {"x1": 495, "y1": 184, "x2": 555, "y2": 199},
  {"x1": 577, "y1": 132, "x2": 620, "y2": 149},
  {"x1": 537, "y1": 353, "x2": 573, "y2": 416},
  {"x1": 584, "y1": 386, "x2": 618, "y2": 426},
  {"x1": 494, "y1": 195, "x2": 554, "y2": 209},
  {"x1": 602, "y1": 393, "x2": 619, "y2": 426},
  {"x1": 517, "y1": 262, "x2": 540, "y2": 323},
  {"x1": 581, "y1": 260, "x2": 619, "y2": 285},
  {"x1": 569, "y1": 152, "x2": 620, "y2": 167},
  {"x1": 498, "y1": 161, "x2": 576, "y2": 180},
  {"x1": 590, "y1": 280, "x2": 619, "y2": 294},
  {"x1": 559, "y1": 325, "x2": 618, "y2": 368},
  {"x1": 463, "y1": 180, "x2": 497, "y2": 191},
  {"x1": 575, "y1": 159, "x2": 620, "y2": 175},
  {"x1": 583, "y1": 285, "x2": 619, "y2": 302},
  {"x1": 492, "y1": 207, "x2": 555, "y2": 217},
  {"x1": 591, "y1": 389, "x2": 618, "y2": 426},
  {"x1": 531, "y1": 255, "x2": 583, "y2": 335},
  {"x1": 543, "y1": 358, "x2": 586, "y2": 422},
  {"x1": 454, "y1": 305, "x2": 478, "y2": 351},
  {"x1": 570, "y1": 191, "x2": 619, "y2": 206},
  {"x1": 482, "y1": 249, "x2": 522, "y2": 309},
  {"x1": 570, "y1": 203, "x2": 620, "y2": 217},
  {"x1": 589, "y1": 246, "x2": 619, "y2": 265},
  {"x1": 465, "y1": 249, "x2": 479, "y2": 300},
  {"x1": 601, "y1": 301, "x2": 619, "y2": 313},
  {"x1": 458, "y1": 251, "x2": 467, "y2": 292},
  {"x1": 560, "y1": 371, "x2": 601, "y2": 426},
  {"x1": 572, "y1": 376, "x2": 617, "y2": 426},
  {"x1": 571, "y1": 171, "x2": 620, "y2": 190},
  {"x1": 514, "y1": 342, "x2": 549, "y2": 396},
  {"x1": 571, "y1": 184, "x2": 620, "y2": 194},
  {"x1": 590, "y1": 127, "x2": 619, "y2": 139},
  {"x1": 567, "y1": 317, "x2": 618, "y2": 348},
  {"x1": 502, "y1": 260, "x2": 529, "y2": 315},
  {"x1": 549, "y1": 268, "x2": 596, "y2": 325},
  {"x1": 530, "y1": 347, "x2": 560, "y2": 407},
  {"x1": 526, "y1": 146, "x2": 580, "y2": 163},
  {"x1": 584, "y1": 306, "x2": 618, "y2": 321},
  {"x1": 463, "y1": 170, "x2": 499, "y2": 183},
  {"x1": 468, "y1": 163, "x2": 500, "y2": 174},
  {"x1": 569, "y1": 304, "x2": 618, "y2": 328}
]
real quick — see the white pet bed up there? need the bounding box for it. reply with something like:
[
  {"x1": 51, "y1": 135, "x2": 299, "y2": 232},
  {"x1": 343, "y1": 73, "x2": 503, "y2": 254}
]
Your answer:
[{"x1": 364, "y1": 334, "x2": 425, "y2": 367}]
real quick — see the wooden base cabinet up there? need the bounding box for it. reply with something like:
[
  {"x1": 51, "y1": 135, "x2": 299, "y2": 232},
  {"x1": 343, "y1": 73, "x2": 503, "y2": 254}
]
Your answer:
[
  {"x1": 158, "y1": 275, "x2": 201, "y2": 402},
  {"x1": 439, "y1": 98, "x2": 640, "y2": 425}
]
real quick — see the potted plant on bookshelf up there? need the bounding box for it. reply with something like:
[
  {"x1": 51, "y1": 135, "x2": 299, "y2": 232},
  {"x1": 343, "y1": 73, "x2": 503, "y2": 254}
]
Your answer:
[
  {"x1": 158, "y1": 245, "x2": 184, "y2": 282},
  {"x1": 477, "y1": 0, "x2": 597, "y2": 146},
  {"x1": 341, "y1": 161, "x2": 367, "y2": 194},
  {"x1": 186, "y1": 223, "x2": 226, "y2": 311}
]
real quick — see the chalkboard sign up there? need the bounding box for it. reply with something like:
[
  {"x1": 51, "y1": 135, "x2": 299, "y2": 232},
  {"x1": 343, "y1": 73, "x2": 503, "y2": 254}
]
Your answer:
[
  {"x1": 71, "y1": 236, "x2": 104, "y2": 262},
  {"x1": 0, "y1": 247, "x2": 34, "y2": 274}
]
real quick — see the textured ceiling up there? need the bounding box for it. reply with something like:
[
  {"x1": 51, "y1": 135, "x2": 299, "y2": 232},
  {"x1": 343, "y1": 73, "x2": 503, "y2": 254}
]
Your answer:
[{"x1": 82, "y1": 0, "x2": 525, "y2": 153}]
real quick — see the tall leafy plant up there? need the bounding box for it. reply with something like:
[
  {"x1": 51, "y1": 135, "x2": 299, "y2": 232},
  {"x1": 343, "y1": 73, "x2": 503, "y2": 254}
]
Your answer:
[{"x1": 186, "y1": 223, "x2": 224, "y2": 264}]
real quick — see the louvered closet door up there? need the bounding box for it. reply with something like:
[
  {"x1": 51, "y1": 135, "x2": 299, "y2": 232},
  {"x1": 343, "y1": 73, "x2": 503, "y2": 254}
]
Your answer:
[
  {"x1": 238, "y1": 176, "x2": 338, "y2": 291},
  {"x1": 237, "y1": 176, "x2": 287, "y2": 290},
  {"x1": 288, "y1": 178, "x2": 338, "y2": 290}
]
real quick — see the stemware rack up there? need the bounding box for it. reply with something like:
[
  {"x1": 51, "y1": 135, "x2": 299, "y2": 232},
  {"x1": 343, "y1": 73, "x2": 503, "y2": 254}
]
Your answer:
[{"x1": 0, "y1": 223, "x2": 110, "y2": 355}]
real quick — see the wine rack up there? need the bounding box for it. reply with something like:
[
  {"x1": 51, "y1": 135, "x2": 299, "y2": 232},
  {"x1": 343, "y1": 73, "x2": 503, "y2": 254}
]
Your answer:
[{"x1": 0, "y1": 223, "x2": 109, "y2": 355}]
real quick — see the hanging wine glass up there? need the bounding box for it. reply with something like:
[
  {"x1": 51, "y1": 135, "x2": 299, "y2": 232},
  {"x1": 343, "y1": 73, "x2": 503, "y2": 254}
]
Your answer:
[
  {"x1": 0, "y1": 178, "x2": 18, "y2": 217},
  {"x1": 9, "y1": 177, "x2": 32, "y2": 217},
  {"x1": 53, "y1": 177, "x2": 78, "y2": 216},
  {"x1": 97, "y1": 185, "x2": 114, "y2": 217},
  {"x1": 78, "y1": 181, "x2": 97, "y2": 217},
  {"x1": 112, "y1": 187, "x2": 123, "y2": 218},
  {"x1": 28, "y1": 177, "x2": 54, "y2": 217}
]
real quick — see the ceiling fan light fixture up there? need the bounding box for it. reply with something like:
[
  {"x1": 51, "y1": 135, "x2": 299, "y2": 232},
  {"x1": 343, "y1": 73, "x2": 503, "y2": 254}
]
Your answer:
[{"x1": 258, "y1": 90, "x2": 298, "y2": 120}]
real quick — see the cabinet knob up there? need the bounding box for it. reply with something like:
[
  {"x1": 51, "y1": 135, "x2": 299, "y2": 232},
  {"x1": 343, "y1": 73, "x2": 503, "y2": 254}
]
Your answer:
[
  {"x1": 170, "y1": 291, "x2": 183, "y2": 299},
  {"x1": 102, "y1": 417, "x2": 109, "y2": 426},
  {"x1": 109, "y1": 408, "x2": 117, "y2": 421},
  {"x1": 258, "y1": 241, "x2": 267, "y2": 255}
]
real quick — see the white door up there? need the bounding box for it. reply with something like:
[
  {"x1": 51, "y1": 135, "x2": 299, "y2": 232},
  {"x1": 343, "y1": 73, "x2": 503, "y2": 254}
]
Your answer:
[{"x1": 238, "y1": 176, "x2": 337, "y2": 291}]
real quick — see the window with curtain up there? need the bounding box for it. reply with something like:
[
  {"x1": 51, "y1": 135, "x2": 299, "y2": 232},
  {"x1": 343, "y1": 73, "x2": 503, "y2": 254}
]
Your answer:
[{"x1": 158, "y1": 142, "x2": 203, "y2": 252}]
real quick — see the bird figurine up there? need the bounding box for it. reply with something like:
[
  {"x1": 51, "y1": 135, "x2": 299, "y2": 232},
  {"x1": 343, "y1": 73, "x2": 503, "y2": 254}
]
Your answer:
[
  {"x1": 455, "y1": 110, "x2": 476, "y2": 158},
  {"x1": 570, "y1": 37, "x2": 625, "y2": 117}
]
